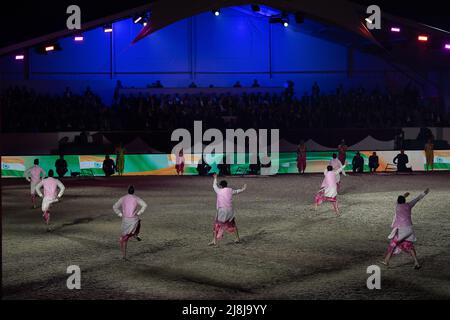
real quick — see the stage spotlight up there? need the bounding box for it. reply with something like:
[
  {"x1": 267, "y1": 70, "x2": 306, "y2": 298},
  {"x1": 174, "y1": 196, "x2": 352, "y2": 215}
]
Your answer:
[
  {"x1": 213, "y1": 10, "x2": 220, "y2": 16},
  {"x1": 143, "y1": 22, "x2": 147, "y2": 27},
  {"x1": 15, "y1": 55, "x2": 24, "y2": 60},
  {"x1": 45, "y1": 45, "x2": 55, "y2": 52},
  {"x1": 104, "y1": 24, "x2": 113, "y2": 33},
  {"x1": 74, "y1": 35, "x2": 84, "y2": 42},
  {"x1": 418, "y1": 35, "x2": 428, "y2": 42},
  {"x1": 283, "y1": 21, "x2": 289, "y2": 27},
  {"x1": 390, "y1": 27, "x2": 401, "y2": 33},
  {"x1": 251, "y1": 4, "x2": 260, "y2": 12},
  {"x1": 134, "y1": 15, "x2": 143, "y2": 24},
  {"x1": 365, "y1": 18, "x2": 373, "y2": 24},
  {"x1": 445, "y1": 44, "x2": 450, "y2": 50}
]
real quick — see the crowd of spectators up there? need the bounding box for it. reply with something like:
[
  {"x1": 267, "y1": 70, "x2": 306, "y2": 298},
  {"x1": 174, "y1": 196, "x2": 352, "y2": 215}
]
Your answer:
[{"x1": 1, "y1": 83, "x2": 448, "y2": 132}]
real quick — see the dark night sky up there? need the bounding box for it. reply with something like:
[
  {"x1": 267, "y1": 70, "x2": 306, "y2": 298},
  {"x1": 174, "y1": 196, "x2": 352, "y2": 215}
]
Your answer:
[{"x1": 0, "y1": 0, "x2": 448, "y2": 49}]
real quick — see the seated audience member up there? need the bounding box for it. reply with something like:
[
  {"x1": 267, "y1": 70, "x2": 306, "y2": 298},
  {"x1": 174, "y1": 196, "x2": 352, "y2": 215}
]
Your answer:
[
  {"x1": 196, "y1": 156, "x2": 211, "y2": 176},
  {"x1": 393, "y1": 150, "x2": 412, "y2": 172},
  {"x1": 233, "y1": 81, "x2": 242, "y2": 88},
  {"x1": 351, "y1": 151, "x2": 364, "y2": 173},
  {"x1": 189, "y1": 82, "x2": 198, "y2": 88},
  {"x1": 251, "y1": 79, "x2": 260, "y2": 88},
  {"x1": 103, "y1": 155, "x2": 116, "y2": 177},
  {"x1": 368, "y1": 152, "x2": 379, "y2": 173},
  {"x1": 249, "y1": 156, "x2": 261, "y2": 175},
  {"x1": 55, "y1": 155, "x2": 68, "y2": 178}
]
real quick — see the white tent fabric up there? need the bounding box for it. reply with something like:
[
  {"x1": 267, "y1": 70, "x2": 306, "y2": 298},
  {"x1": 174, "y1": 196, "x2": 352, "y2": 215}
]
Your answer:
[{"x1": 349, "y1": 136, "x2": 394, "y2": 151}]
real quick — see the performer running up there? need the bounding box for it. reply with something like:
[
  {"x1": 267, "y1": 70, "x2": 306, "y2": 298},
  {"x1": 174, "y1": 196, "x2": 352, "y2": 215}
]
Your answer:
[
  {"x1": 209, "y1": 174, "x2": 246, "y2": 246},
  {"x1": 113, "y1": 186, "x2": 147, "y2": 260},
  {"x1": 329, "y1": 153, "x2": 345, "y2": 190},
  {"x1": 297, "y1": 140, "x2": 307, "y2": 174},
  {"x1": 338, "y1": 139, "x2": 348, "y2": 166},
  {"x1": 24, "y1": 159, "x2": 45, "y2": 209},
  {"x1": 314, "y1": 165, "x2": 346, "y2": 216},
  {"x1": 35, "y1": 169, "x2": 65, "y2": 229},
  {"x1": 381, "y1": 188, "x2": 430, "y2": 269},
  {"x1": 175, "y1": 149, "x2": 185, "y2": 176}
]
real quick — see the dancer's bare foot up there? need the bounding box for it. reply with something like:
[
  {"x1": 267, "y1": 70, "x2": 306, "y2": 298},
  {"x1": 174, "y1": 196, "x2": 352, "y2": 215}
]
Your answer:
[
  {"x1": 208, "y1": 241, "x2": 216, "y2": 246},
  {"x1": 414, "y1": 264, "x2": 421, "y2": 270},
  {"x1": 234, "y1": 239, "x2": 241, "y2": 244}
]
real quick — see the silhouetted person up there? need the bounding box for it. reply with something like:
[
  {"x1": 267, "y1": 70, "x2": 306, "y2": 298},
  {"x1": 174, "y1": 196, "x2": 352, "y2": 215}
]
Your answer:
[
  {"x1": 55, "y1": 155, "x2": 68, "y2": 178},
  {"x1": 103, "y1": 155, "x2": 116, "y2": 177},
  {"x1": 352, "y1": 152, "x2": 364, "y2": 173},
  {"x1": 369, "y1": 152, "x2": 379, "y2": 173},
  {"x1": 196, "y1": 156, "x2": 211, "y2": 176},
  {"x1": 233, "y1": 81, "x2": 242, "y2": 88},
  {"x1": 249, "y1": 155, "x2": 261, "y2": 175},
  {"x1": 251, "y1": 79, "x2": 260, "y2": 88},
  {"x1": 393, "y1": 150, "x2": 412, "y2": 172}
]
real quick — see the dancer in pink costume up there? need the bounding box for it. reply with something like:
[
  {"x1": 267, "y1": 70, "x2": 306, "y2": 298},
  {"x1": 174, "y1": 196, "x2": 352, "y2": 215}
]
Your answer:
[
  {"x1": 175, "y1": 149, "x2": 185, "y2": 175},
  {"x1": 329, "y1": 153, "x2": 345, "y2": 191},
  {"x1": 381, "y1": 188, "x2": 430, "y2": 269},
  {"x1": 113, "y1": 185, "x2": 147, "y2": 260},
  {"x1": 314, "y1": 165, "x2": 346, "y2": 216},
  {"x1": 209, "y1": 174, "x2": 246, "y2": 246},
  {"x1": 24, "y1": 159, "x2": 45, "y2": 209},
  {"x1": 35, "y1": 169, "x2": 65, "y2": 229}
]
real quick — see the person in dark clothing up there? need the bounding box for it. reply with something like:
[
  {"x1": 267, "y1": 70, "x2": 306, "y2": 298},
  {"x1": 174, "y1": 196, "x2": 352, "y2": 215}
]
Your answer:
[
  {"x1": 369, "y1": 152, "x2": 379, "y2": 173},
  {"x1": 393, "y1": 150, "x2": 412, "y2": 172},
  {"x1": 103, "y1": 155, "x2": 116, "y2": 177},
  {"x1": 352, "y1": 152, "x2": 364, "y2": 173},
  {"x1": 196, "y1": 156, "x2": 211, "y2": 176},
  {"x1": 55, "y1": 155, "x2": 68, "y2": 178}
]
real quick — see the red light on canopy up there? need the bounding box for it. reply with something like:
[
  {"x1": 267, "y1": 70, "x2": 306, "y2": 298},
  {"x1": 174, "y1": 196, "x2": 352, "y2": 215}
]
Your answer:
[{"x1": 418, "y1": 35, "x2": 428, "y2": 42}]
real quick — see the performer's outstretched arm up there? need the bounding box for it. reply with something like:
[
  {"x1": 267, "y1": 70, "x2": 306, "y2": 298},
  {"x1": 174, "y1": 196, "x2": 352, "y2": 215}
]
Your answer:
[
  {"x1": 408, "y1": 188, "x2": 430, "y2": 208},
  {"x1": 233, "y1": 184, "x2": 247, "y2": 195},
  {"x1": 136, "y1": 197, "x2": 148, "y2": 216},
  {"x1": 56, "y1": 180, "x2": 65, "y2": 198},
  {"x1": 24, "y1": 168, "x2": 31, "y2": 182},
  {"x1": 113, "y1": 197, "x2": 124, "y2": 217},
  {"x1": 213, "y1": 174, "x2": 220, "y2": 193}
]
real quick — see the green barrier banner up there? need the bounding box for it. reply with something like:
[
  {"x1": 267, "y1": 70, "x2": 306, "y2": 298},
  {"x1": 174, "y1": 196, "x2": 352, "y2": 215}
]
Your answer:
[{"x1": 2, "y1": 151, "x2": 450, "y2": 177}]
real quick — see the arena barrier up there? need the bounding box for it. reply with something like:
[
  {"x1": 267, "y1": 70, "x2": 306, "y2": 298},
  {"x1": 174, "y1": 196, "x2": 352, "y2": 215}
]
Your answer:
[{"x1": 2, "y1": 150, "x2": 450, "y2": 177}]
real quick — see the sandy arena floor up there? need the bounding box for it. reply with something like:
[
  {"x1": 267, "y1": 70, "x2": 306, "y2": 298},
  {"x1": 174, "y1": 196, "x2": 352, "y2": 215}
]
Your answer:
[{"x1": 2, "y1": 173, "x2": 450, "y2": 299}]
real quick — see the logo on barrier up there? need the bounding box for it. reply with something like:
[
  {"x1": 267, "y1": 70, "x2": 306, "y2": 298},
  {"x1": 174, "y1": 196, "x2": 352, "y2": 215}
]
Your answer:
[{"x1": 171, "y1": 121, "x2": 279, "y2": 175}]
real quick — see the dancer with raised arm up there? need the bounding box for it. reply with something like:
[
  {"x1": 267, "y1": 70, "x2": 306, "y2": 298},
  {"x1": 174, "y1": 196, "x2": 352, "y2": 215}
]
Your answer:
[
  {"x1": 329, "y1": 153, "x2": 345, "y2": 190},
  {"x1": 24, "y1": 159, "x2": 45, "y2": 209},
  {"x1": 381, "y1": 188, "x2": 430, "y2": 269},
  {"x1": 314, "y1": 165, "x2": 346, "y2": 216},
  {"x1": 35, "y1": 169, "x2": 65, "y2": 230},
  {"x1": 209, "y1": 174, "x2": 246, "y2": 246},
  {"x1": 113, "y1": 186, "x2": 147, "y2": 260}
]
